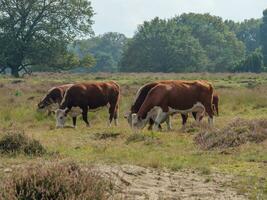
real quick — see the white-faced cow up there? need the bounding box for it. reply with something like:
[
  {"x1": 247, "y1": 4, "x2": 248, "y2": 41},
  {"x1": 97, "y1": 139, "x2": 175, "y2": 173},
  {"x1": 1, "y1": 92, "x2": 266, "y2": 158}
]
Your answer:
[
  {"x1": 38, "y1": 84, "x2": 74, "y2": 115},
  {"x1": 55, "y1": 81, "x2": 120, "y2": 128},
  {"x1": 125, "y1": 81, "x2": 173, "y2": 130},
  {"x1": 126, "y1": 81, "x2": 218, "y2": 130},
  {"x1": 130, "y1": 80, "x2": 214, "y2": 130}
]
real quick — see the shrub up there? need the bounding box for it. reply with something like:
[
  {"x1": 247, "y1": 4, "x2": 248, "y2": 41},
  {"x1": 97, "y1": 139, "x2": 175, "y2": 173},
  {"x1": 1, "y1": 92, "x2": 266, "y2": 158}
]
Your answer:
[
  {"x1": 195, "y1": 118, "x2": 267, "y2": 150},
  {"x1": 0, "y1": 163, "x2": 112, "y2": 200},
  {"x1": 0, "y1": 132, "x2": 46, "y2": 155}
]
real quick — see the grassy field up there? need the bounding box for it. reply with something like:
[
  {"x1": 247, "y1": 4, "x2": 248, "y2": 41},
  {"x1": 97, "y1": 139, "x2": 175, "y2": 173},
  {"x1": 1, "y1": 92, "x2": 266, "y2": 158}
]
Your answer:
[{"x1": 0, "y1": 72, "x2": 267, "y2": 199}]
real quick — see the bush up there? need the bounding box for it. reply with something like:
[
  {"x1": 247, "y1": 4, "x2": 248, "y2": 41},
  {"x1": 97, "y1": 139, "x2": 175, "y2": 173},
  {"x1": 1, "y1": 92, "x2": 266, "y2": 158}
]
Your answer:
[
  {"x1": 0, "y1": 163, "x2": 111, "y2": 200},
  {"x1": 195, "y1": 118, "x2": 267, "y2": 150},
  {"x1": 0, "y1": 132, "x2": 46, "y2": 155}
]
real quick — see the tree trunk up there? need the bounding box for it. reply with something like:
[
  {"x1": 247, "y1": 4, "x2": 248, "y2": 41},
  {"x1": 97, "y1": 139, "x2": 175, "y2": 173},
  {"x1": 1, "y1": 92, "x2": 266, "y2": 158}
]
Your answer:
[{"x1": 11, "y1": 66, "x2": 20, "y2": 78}]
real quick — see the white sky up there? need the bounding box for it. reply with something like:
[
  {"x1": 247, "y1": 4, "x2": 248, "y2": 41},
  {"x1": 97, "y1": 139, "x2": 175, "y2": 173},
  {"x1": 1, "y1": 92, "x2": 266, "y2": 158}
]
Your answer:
[{"x1": 90, "y1": 0, "x2": 267, "y2": 37}]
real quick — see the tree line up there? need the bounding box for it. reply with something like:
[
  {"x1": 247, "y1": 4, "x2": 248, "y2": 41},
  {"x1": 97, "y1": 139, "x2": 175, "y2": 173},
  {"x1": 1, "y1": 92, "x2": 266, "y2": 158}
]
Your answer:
[{"x1": 0, "y1": 1, "x2": 266, "y2": 77}]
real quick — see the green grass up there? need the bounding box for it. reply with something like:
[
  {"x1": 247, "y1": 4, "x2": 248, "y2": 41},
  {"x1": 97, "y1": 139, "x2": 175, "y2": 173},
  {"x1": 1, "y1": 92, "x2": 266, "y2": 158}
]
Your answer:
[{"x1": 0, "y1": 72, "x2": 267, "y2": 199}]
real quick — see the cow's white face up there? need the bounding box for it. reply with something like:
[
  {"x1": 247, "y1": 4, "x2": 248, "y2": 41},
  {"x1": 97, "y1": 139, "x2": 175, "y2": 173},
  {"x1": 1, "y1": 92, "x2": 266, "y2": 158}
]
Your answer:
[
  {"x1": 131, "y1": 113, "x2": 147, "y2": 129},
  {"x1": 55, "y1": 108, "x2": 68, "y2": 128},
  {"x1": 55, "y1": 107, "x2": 82, "y2": 128}
]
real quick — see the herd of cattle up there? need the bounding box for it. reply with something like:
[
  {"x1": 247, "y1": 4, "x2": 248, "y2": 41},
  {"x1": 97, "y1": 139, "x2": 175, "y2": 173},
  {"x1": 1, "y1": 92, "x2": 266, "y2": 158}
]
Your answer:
[{"x1": 37, "y1": 80, "x2": 219, "y2": 130}]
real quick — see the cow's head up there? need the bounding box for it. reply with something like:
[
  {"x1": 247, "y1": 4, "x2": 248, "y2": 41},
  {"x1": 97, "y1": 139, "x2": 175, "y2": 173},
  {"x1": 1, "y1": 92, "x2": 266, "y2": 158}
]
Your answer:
[
  {"x1": 37, "y1": 96, "x2": 54, "y2": 110},
  {"x1": 55, "y1": 108, "x2": 68, "y2": 128},
  {"x1": 55, "y1": 107, "x2": 82, "y2": 128},
  {"x1": 131, "y1": 113, "x2": 147, "y2": 129}
]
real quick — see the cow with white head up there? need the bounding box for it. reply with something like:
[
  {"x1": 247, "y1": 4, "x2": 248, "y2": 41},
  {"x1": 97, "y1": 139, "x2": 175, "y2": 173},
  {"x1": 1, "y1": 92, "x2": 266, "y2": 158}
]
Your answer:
[
  {"x1": 128, "y1": 81, "x2": 214, "y2": 131},
  {"x1": 55, "y1": 81, "x2": 120, "y2": 128}
]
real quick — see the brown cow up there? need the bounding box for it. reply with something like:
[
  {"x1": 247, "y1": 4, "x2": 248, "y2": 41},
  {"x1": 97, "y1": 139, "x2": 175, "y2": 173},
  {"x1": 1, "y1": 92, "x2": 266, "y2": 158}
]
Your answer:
[
  {"x1": 37, "y1": 84, "x2": 74, "y2": 115},
  {"x1": 126, "y1": 81, "x2": 218, "y2": 130},
  {"x1": 125, "y1": 81, "x2": 173, "y2": 130},
  {"x1": 55, "y1": 81, "x2": 120, "y2": 128},
  {"x1": 131, "y1": 80, "x2": 214, "y2": 130}
]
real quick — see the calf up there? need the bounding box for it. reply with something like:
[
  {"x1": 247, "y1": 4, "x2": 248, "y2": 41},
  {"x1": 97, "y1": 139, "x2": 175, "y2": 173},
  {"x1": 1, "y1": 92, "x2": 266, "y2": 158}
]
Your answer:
[
  {"x1": 131, "y1": 80, "x2": 214, "y2": 130},
  {"x1": 55, "y1": 81, "x2": 120, "y2": 128}
]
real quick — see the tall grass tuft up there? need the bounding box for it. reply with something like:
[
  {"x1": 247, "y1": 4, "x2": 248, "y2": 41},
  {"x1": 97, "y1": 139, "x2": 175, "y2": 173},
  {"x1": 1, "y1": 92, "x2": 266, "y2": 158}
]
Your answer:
[
  {"x1": 0, "y1": 132, "x2": 46, "y2": 156},
  {"x1": 195, "y1": 118, "x2": 267, "y2": 150},
  {"x1": 0, "y1": 163, "x2": 112, "y2": 200}
]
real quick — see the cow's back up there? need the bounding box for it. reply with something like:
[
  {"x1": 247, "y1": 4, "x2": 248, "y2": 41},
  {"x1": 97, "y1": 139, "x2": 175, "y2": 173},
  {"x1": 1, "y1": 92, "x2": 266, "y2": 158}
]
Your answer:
[
  {"x1": 138, "y1": 80, "x2": 214, "y2": 117},
  {"x1": 61, "y1": 82, "x2": 119, "y2": 109},
  {"x1": 167, "y1": 81, "x2": 213, "y2": 109}
]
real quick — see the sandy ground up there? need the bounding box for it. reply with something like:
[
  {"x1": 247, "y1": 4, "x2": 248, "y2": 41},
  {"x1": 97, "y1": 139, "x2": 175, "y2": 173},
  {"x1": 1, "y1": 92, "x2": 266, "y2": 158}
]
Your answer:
[
  {"x1": 97, "y1": 165, "x2": 247, "y2": 200},
  {"x1": 1, "y1": 163, "x2": 248, "y2": 200}
]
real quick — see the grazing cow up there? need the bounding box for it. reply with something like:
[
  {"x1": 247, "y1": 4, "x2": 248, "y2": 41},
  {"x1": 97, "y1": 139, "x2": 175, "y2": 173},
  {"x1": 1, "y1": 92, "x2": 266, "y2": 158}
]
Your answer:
[
  {"x1": 55, "y1": 81, "x2": 120, "y2": 128},
  {"x1": 125, "y1": 81, "x2": 173, "y2": 130},
  {"x1": 131, "y1": 80, "x2": 214, "y2": 130},
  {"x1": 126, "y1": 81, "x2": 218, "y2": 130},
  {"x1": 37, "y1": 84, "x2": 74, "y2": 115}
]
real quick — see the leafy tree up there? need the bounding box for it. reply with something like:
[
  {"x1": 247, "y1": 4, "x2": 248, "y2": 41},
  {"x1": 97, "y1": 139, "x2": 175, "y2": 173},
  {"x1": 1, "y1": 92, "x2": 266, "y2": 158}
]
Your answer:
[
  {"x1": 72, "y1": 32, "x2": 127, "y2": 72},
  {"x1": 0, "y1": 0, "x2": 94, "y2": 77},
  {"x1": 226, "y1": 19, "x2": 261, "y2": 54},
  {"x1": 80, "y1": 54, "x2": 96, "y2": 68},
  {"x1": 260, "y1": 9, "x2": 267, "y2": 67},
  {"x1": 233, "y1": 48, "x2": 264, "y2": 72},
  {"x1": 120, "y1": 14, "x2": 245, "y2": 72}
]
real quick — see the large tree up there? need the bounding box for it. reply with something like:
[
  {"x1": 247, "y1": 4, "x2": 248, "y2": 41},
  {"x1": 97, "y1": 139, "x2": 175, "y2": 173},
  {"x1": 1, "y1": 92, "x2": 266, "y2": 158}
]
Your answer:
[
  {"x1": 260, "y1": 9, "x2": 267, "y2": 67},
  {"x1": 226, "y1": 19, "x2": 261, "y2": 54},
  {"x1": 0, "y1": 0, "x2": 94, "y2": 77},
  {"x1": 120, "y1": 14, "x2": 245, "y2": 72},
  {"x1": 120, "y1": 17, "x2": 208, "y2": 72},
  {"x1": 72, "y1": 32, "x2": 127, "y2": 72}
]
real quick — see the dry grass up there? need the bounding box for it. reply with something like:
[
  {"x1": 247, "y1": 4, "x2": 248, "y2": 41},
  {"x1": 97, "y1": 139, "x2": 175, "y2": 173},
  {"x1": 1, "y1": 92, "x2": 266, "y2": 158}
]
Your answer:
[
  {"x1": 0, "y1": 162, "x2": 112, "y2": 200},
  {"x1": 195, "y1": 118, "x2": 267, "y2": 150},
  {"x1": 0, "y1": 72, "x2": 267, "y2": 199},
  {"x1": 0, "y1": 132, "x2": 46, "y2": 156}
]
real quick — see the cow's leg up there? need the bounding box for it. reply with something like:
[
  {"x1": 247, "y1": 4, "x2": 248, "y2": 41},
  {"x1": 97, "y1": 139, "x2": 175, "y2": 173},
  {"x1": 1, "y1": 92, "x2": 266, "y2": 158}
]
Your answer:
[
  {"x1": 72, "y1": 117, "x2": 77, "y2": 128},
  {"x1": 165, "y1": 115, "x2": 172, "y2": 131},
  {"x1": 108, "y1": 104, "x2": 116, "y2": 127},
  {"x1": 203, "y1": 103, "x2": 213, "y2": 126},
  {"x1": 114, "y1": 104, "x2": 119, "y2": 126},
  {"x1": 81, "y1": 107, "x2": 90, "y2": 127},
  {"x1": 181, "y1": 114, "x2": 188, "y2": 130},
  {"x1": 148, "y1": 118, "x2": 154, "y2": 130},
  {"x1": 153, "y1": 110, "x2": 168, "y2": 131},
  {"x1": 192, "y1": 112, "x2": 197, "y2": 121}
]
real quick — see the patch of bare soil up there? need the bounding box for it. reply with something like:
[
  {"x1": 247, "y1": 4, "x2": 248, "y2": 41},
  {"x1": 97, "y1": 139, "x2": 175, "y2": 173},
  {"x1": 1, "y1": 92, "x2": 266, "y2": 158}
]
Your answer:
[
  {"x1": 97, "y1": 165, "x2": 247, "y2": 200},
  {"x1": 195, "y1": 118, "x2": 267, "y2": 150}
]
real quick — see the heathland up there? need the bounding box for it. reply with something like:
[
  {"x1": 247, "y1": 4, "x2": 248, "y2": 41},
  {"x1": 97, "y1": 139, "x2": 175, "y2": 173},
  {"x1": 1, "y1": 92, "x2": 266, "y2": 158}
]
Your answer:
[{"x1": 0, "y1": 73, "x2": 266, "y2": 199}]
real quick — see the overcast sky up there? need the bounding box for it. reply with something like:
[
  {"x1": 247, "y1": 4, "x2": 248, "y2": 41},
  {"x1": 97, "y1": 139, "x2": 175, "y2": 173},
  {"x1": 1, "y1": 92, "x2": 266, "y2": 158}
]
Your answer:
[{"x1": 90, "y1": 0, "x2": 267, "y2": 37}]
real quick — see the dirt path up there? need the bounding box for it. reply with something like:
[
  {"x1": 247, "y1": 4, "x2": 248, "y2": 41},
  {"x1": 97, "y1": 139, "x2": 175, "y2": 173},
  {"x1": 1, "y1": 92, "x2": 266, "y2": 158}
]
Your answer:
[{"x1": 97, "y1": 165, "x2": 247, "y2": 200}]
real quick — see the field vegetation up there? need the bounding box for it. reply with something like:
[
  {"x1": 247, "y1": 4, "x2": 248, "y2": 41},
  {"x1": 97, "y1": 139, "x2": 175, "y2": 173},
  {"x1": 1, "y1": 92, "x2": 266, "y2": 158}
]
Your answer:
[{"x1": 0, "y1": 72, "x2": 267, "y2": 199}]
